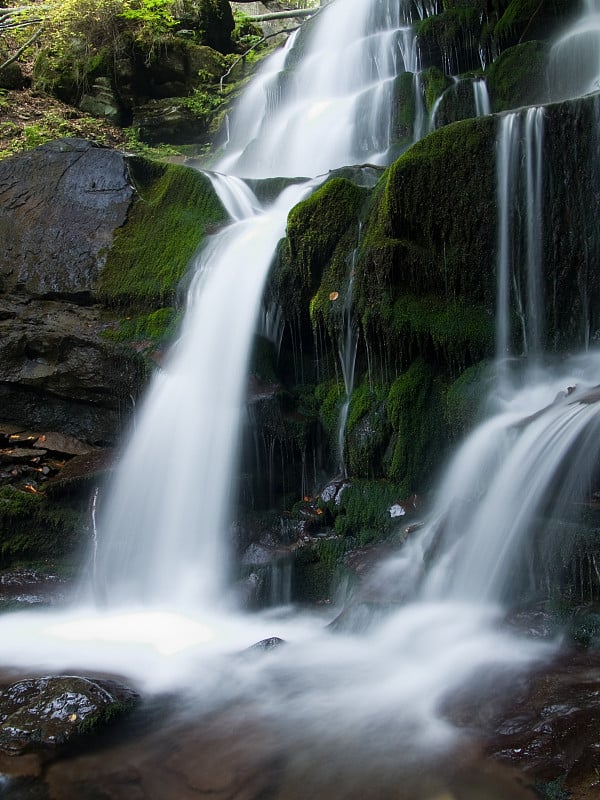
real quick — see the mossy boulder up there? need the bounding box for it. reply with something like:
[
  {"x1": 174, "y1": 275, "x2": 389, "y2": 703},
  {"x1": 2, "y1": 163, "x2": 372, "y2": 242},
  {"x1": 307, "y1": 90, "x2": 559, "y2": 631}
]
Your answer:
[
  {"x1": 99, "y1": 156, "x2": 227, "y2": 308},
  {"x1": 0, "y1": 60, "x2": 25, "y2": 90},
  {"x1": 356, "y1": 115, "x2": 497, "y2": 375},
  {"x1": 416, "y1": 7, "x2": 485, "y2": 74},
  {"x1": 492, "y1": 0, "x2": 575, "y2": 49},
  {"x1": 0, "y1": 675, "x2": 138, "y2": 755},
  {"x1": 485, "y1": 41, "x2": 550, "y2": 112},
  {"x1": 271, "y1": 177, "x2": 371, "y2": 338}
]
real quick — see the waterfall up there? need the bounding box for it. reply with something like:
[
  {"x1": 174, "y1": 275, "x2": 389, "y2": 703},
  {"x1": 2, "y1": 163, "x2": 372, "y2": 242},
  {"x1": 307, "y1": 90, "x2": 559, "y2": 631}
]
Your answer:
[
  {"x1": 495, "y1": 107, "x2": 545, "y2": 379},
  {"x1": 2, "y1": 4, "x2": 600, "y2": 788},
  {"x1": 336, "y1": 238, "x2": 360, "y2": 477},
  {"x1": 473, "y1": 78, "x2": 490, "y2": 117},
  {"x1": 218, "y1": 0, "x2": 423, "y2": 177},
  {"x1": 94, "y1": 178, "x2": 313, "y2": 608},
  {"x1": 549, "y1": 0, "x2": 600, "y2": 100}
]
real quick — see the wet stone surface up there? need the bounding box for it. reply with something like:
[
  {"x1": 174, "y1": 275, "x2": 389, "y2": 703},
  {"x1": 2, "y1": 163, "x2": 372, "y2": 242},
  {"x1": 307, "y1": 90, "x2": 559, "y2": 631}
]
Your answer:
[
  {"x1": 0, "y1": 568, "x2": 70, "y2": 608},
  {"x1": 0, "y1": 676, "x2": 139, "y2": 756}
]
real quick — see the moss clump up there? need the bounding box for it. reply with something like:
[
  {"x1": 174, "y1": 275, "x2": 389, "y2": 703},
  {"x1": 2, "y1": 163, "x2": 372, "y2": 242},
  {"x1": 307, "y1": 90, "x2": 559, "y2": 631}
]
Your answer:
[
  {"x1": 485, "y1": 41, "x2": 549, "y2": 112},
  {"x1": 315, "y1": 380, "x2": 345, "y2": 443},
  {"x1": 391, "y1": 71, "x2": 418, "y2": 148},
  {"x1": 333, "y1": 480, "x2": 401, "y2": 544},
  {"x1": 345, "y1": 382, "x2": 391, "y2": 478},
  {"x1": 492, "y1": 0, "x2": 572, "y2": 48},
  {"x1": 99, "y1": 157, "x2": 227, "y2": 308},
  {"x1": 357, "y1": 115, "x2": 498, "y2": 349},
  {"x1": 420, "y1": 66, "x2": 453, "y2": 114},
  {"x1": 275, "y1": 177, "x2": 370, "y2": 328},
  {"x1": 416, "y1": 8, "x2": 484, "y2": 73},
  {"x1": 386, "y1": 359, "x2": 447, "y2": 493},
  {"x1": 445, "y1": 359, "x2": 492, "y2": 437},
  {"x1": 0, "y1": 487, "x2": 84, "y2": 565},
  {"x1": 102, "y1": 307, "x2": 179, "y2": 345}
]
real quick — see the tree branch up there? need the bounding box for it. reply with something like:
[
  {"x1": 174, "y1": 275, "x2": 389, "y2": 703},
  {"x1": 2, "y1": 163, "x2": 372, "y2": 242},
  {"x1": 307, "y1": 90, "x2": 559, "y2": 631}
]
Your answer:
[
  {"x1": 220, "y1": 4, "x2": 323, "y2": 91},
  {"x1": 247, "y1": 9, "x2": 315, "y2": 22},
  {"x1": 0, "y1": 22, "x2": 43, "y2": 70}
]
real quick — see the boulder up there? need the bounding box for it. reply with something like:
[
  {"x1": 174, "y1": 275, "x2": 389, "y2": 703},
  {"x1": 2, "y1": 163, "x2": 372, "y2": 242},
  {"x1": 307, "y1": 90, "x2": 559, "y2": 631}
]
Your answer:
[
  {"x1": 0, "y1": 675, "x2": 138, "y2": 756},
  {"x1": 0, "y1": 139, "x2": 132, "y2": 300}
]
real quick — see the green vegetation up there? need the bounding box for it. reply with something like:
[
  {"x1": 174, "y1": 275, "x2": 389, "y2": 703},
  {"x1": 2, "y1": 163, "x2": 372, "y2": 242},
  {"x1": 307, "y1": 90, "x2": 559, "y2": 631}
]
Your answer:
[
  {"x1": 420, "y1": 66, "x2": 453, "y2": 114},
  {"x1": 333, "y1": 480, "x2": 401, "y2": 544},
  {"x1": 485, "y1": 41, "x2": 549, "y2": 112},
  {"x1": 386, "y1": 360, "x2": 446, "y2": 493},
  {"x1": 0, "y1": 486, "x2": 83, "y2": 565},
  {"x1": 98, "y1": 157, "x2": 227, "y2": 308}
]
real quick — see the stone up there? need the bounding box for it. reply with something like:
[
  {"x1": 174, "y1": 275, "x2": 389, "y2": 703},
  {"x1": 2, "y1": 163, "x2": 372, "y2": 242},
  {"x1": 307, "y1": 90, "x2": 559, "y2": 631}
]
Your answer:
[
  {"x1": 0, "y1": 139, "x2": 133, "y2": 299},
  {"x1": 33, "y1": 432, "x2": 96, "y2": 457},
  {"x1": 0, "y1": 676, "x2": 138, "y2": 756}
]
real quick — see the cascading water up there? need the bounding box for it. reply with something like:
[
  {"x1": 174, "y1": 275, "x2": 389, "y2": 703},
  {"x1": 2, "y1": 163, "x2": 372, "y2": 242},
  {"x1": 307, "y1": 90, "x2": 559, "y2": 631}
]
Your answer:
[
  {"x1": 2, "y1": 2, "x2": 600, "y2": 795},
  {"x1": 335, "y1": 230, "x2": 360, "y2": 478},
  {"x1": 549, "y1": 0, "x2": 600, "y2": 100},
  {"x1": 218, "y1": 0, "x2": 424, "y2": 177},
  {"x1": 473, "y1": 77, "x2": 491, "y2": 117},
  {"x1": 93, "y1": 177, "x2": 314, "y2": 608},
  {"x1": 495, "y1": 107, "x2": 545, "y2": 381}
]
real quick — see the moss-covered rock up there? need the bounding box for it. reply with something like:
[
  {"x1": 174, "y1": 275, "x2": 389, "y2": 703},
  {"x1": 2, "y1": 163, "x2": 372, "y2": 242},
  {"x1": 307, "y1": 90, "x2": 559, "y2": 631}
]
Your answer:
[
  {"x1": 271, "y1": 177, "x2": 371, "y2": 339},
  {"x1": 492, "y1": 0, "x2": 574, "y2": 49},
  {"x1": 356, "y1": 115, "x2": 497, "y2": 376},
  {"x1": 385, "y1": 360, "x2": 447, "y2": 493},
  {"x1": 485, "y1": 41, "x2": 550, "y2": 112},
  {"x1": 416, "y1": 7, "x2": 485, "y2": 74},
  {"x1": 0, "y1": 486, "x2": 84, "y2": 566},
  {"x1": 99, "y1": 157, "x2": 227, "y2": 308}
]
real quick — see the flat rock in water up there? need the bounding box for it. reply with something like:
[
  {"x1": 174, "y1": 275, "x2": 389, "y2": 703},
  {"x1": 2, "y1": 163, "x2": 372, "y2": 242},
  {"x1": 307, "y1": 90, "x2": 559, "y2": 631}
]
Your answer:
[{"x1": 0, "y1": 676, "x2": 139, "y2": 756}]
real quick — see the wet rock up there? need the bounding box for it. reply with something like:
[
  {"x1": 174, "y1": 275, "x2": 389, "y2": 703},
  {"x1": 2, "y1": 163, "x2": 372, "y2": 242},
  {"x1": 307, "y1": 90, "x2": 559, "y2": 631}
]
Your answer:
[
  {"x1": 0, "y1": 139, "x2": 132, "y2": 299},
  {"x1": 320, "y1": 479, "x2": 349, "y2": 505},
  {"x1": 43, "y1": 449, "x2": 113, "y2": 496},
  {"x1": 33, "y1": 432, "x2": 96, "y2": 457},
  {"x1": 132, "y1": 99, "x2": 207, "y2": 144},
  {"x1": 0, "y1": 568, "x2": 69, "y2": 608},
  {"x1": 246, "y1": 637, "x2": 285, "y2": 653},
  {"x1": 0, "y1": 676, "x2": 138, "y2": 756}
]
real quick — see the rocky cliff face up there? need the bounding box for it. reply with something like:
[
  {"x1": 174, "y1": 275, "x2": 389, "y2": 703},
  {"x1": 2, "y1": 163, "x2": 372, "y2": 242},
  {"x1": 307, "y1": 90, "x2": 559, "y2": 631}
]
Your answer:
[{"x1": 0, "y1": 139, "x2": 142, "y2": 444}]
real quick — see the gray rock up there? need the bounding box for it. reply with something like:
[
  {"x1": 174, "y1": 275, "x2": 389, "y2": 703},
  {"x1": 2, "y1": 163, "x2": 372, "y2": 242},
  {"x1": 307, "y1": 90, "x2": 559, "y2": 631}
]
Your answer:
[
  {"x1": 0, "y1": 675, "x2": 138, "y2": 755},
  {"x1": 0, "y1": 138, "x2": 133, "y2": 300}
]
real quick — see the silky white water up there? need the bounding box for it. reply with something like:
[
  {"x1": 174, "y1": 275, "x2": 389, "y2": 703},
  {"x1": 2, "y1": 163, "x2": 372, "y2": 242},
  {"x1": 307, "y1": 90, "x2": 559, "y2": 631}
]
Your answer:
[
  {"x1": 549, "y1": 0, "x2": 600, "y2": 100},
  {"x1": 0, "y1": 0, "x2": 599, "y2": 784},
  {"x1": 218, "y1": 0, "x2": 420, "y2": 177}
]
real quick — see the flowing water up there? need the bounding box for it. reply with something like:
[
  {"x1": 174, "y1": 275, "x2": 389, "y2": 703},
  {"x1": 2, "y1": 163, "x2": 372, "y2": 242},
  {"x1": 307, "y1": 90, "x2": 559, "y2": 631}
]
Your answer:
[
  {"x1": 1, "y1": 0, "x2": 600, "y2": 794},
  {"x1": 549, "y1": 0, "x2": 600, "y2": 100}
]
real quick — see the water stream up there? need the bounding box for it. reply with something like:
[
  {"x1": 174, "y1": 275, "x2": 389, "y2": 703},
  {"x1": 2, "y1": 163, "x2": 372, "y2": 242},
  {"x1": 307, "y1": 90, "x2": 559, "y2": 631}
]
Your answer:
[{"x1": 1, "y1": 0, "x2": 600, "y2": 793}]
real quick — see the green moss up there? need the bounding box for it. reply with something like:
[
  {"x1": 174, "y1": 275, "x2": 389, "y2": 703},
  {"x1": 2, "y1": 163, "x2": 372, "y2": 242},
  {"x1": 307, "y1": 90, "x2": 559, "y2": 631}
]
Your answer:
[
  {"x1": 315, "y1": 380, "x2": 345, "y2": 442},
  {"x1": 485, "y1": 41, "x2": 549, "y2": 112},
  {"x1": 99, "y1": 157, "x2": 227, "y2": 308},
  {"x1": 386, "y1": 359, "x2": 447, "y2": 493},
  {"x1": 333, "y1": 480, "x2": 400, "y2": 543},
  {"x1": 357, "y1": 116, "x2": 498, "y2": 369},
  {"x1": 445, "y1": 360, "x2": 493, "y2": 437},
  {"x1": 492, "y1": 0, "x2": 572, "y2": 46},
  {"x1": 345, "y1": 382, "x2": 391, "y2": 478},
  {"x1": 420, "y1": 66, "x2": 453, "y2": 114},
  {"x1": 102, "y1": 307, "x2": 179, "y2": 345},
  {"x1": 391, "y1": 71, "x2": 417, "y2": 147},
  {"x1": 416, "y1": 8, "x2": 483, "y2": 73},
  {"x1": 0, "y1": 487, "x2": 84, "y2": 565},
  {"x1": 286, "y1": 177, "x2": 367, "y2": 277}
]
